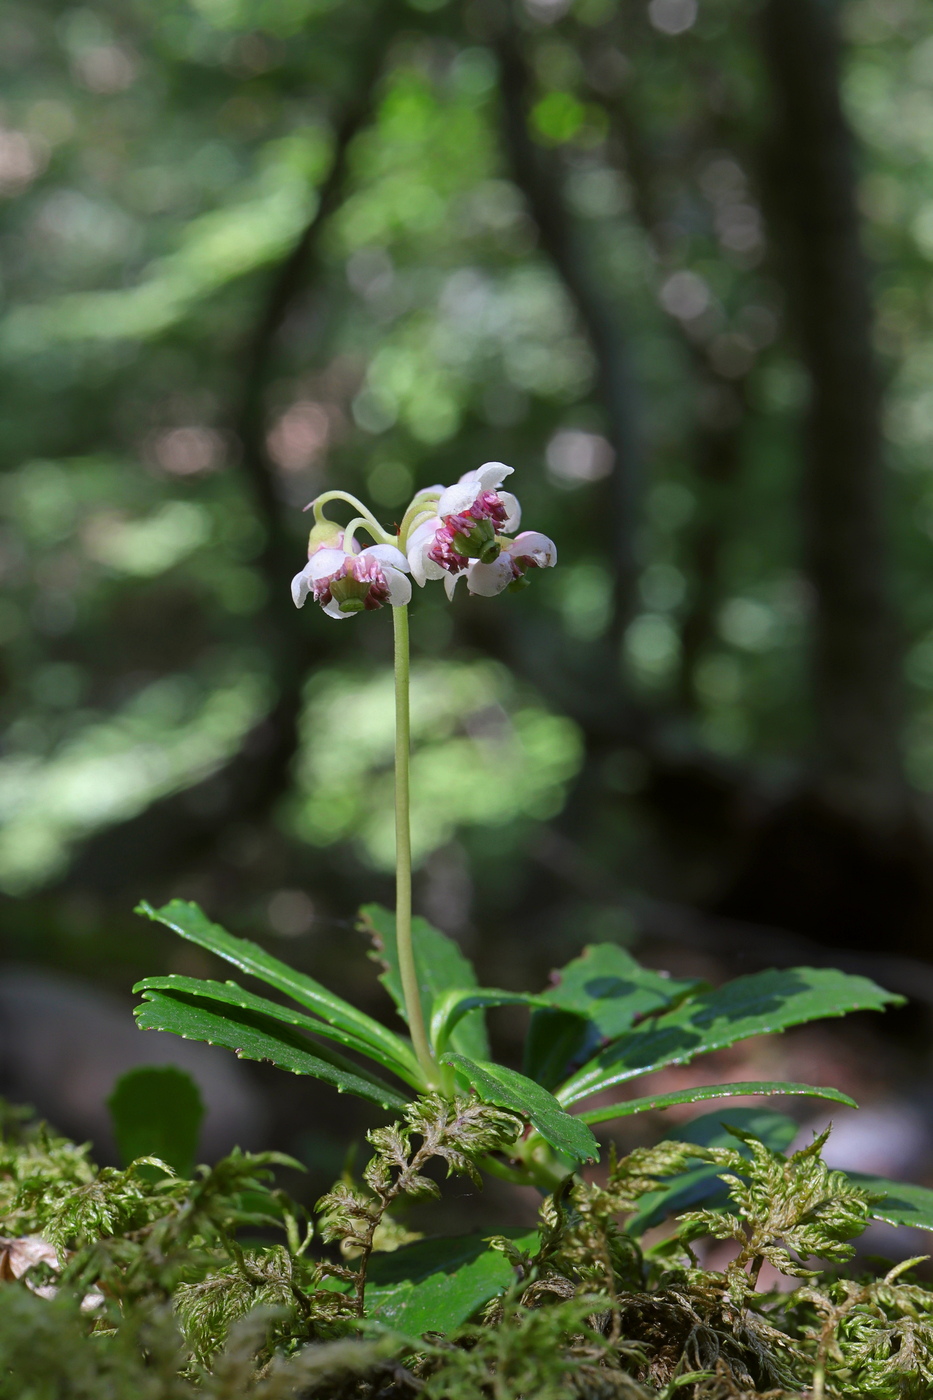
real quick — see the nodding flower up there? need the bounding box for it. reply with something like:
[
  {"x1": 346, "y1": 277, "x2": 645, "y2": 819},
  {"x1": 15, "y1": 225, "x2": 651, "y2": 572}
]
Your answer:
[
  {"x1": 407, "y1": 462, "x2": 521, "y2": 586},
  {"x1": 292, "y1": 542, "x2": 411, "y2": 620},
  {"x1": 447, "y1": 531, "x2": 557, "y2": 599},
  {"x1": 294, "y1": 463, "x2": 555, "y2": 620}
]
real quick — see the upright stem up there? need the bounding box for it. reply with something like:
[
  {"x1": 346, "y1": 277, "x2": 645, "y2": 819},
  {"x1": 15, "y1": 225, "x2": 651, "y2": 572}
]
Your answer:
[{"x1": 393, "y1": 603, "x2": 435, "y2": 1084}]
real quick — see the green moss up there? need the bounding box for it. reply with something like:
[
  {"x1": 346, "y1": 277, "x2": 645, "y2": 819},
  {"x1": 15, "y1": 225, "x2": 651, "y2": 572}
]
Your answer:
[{"x1": 3, "y1": 1100, "x2": 933, "y2": 1399}]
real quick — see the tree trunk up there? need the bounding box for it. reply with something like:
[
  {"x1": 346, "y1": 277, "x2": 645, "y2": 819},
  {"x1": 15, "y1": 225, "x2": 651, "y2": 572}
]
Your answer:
[
  {"x1": 760, "y1": 0, "x2": 904, "y2": 825},
  {"x1": 495, "y1": 15, "x2": 642, "y2": 643}
]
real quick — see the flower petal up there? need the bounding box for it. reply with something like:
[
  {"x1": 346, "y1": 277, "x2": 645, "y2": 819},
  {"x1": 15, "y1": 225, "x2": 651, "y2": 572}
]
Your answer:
[
  {"x1": 509, "y1": 531, "x2": 557, "y2": 568},
  {"x1": 363, "y1": 543, "x2": 410, "y2": 573},
  {"x1": 465, "y1": 554, "x2": 515, "y2": 597},
  {"x1": 445, "y1": 569, "x2": 465, "y2": 600},
  {"x1": 437, "y1": 478, "x2": 478, "y2": 519},
  {"x1": 321, "y1": 596, "x2": 356, "y2": 620},
  {"x1": 474, "y1": 461, "x2": 513, "y2": 493},
  {"x1": 498, "y1": 491, "x2": 521, "y2": 532},
  {"x1": 291, "y1": 563, "x2": 314, "y2": 608},
  {"x1": 308, "y1": 548, "x2": 347, "y2": 581},
  {"x1": 384, "y1": 567, "x2": 412, "y2": 607},
  {"x1": 406, "y1": 518, "x2": 442, "y2": 585}
]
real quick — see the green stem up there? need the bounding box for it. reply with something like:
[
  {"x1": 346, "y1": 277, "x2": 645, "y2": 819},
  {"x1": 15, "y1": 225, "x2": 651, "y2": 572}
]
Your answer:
[
  {"x1": 312, "y1": 490, "x2": 389, "y2": 541},
  {"x1": 398, "y1": 491, "x2": 441, "y2": 543},
  {"x1": 342, "y1": 515, "x2": 381, "y2": 552},
  {"x1": 393, "y1": 603, "x2": 436, "y2": 1085}
]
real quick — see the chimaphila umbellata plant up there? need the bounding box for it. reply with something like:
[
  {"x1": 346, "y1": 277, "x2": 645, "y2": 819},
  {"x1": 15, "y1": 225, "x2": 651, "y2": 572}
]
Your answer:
[{"x1": 117, "y1": 459, "x2": 933, "y2": 1389}]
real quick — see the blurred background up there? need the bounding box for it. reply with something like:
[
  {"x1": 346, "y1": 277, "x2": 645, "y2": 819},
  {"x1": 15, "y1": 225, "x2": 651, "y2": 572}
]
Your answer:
[{"x1": 3, "y1": 0, "x2": 933, "y2": 1243}]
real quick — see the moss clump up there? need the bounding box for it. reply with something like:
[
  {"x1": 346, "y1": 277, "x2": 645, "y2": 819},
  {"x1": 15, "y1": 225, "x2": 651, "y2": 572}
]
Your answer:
[{"x1": 2, "y1": 1100, "x2": 933, "y2": 1399}]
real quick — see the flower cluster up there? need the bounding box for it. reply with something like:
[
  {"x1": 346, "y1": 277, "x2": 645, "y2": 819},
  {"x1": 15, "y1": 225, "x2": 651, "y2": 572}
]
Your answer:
[{"x1": 292, "y1": 463, "x2": 556, "y2": 620}]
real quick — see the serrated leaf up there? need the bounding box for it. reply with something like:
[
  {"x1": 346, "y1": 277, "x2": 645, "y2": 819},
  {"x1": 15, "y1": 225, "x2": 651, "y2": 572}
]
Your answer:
[
  {"x1": 107, "y1": 1065, "x2": 204, "y2": 1177},
  {"x1": 441, "y1": 1052, "x2": 598, "y2": 1164},
  {"x1": 137, "y1": 899, "x2": 416, "y2": 1077},
  {"x1": 360, "y1": 904, "x2": 489, "y2": 1059},
  {"x1": 430, "y1": 988, "x2": 550, "y2": 1058},
  {"x1": 523, "y1": 1007, "x2": 597, "y2": 1092},
  {"x1": 135, "y1": 973, "x2": 419, "y2": 1086},
  {"x1": 626, "y1": 1108, "x2": 800, "y2": 1235},
  {"x1": 135, "y1": 987, "x2": 408, "y2": 1112},
  {"x1": 558, "y1": 967, "x2": 901, "y2": 1107},
  {"x1": 578, "y1": 1079, "x2": 857, "y2": 1126},
  {"x1": 849, "y1": 1173, "x2": 933, "y2": 1231},
  {"x1": 367, "y1": 1230, "x2": 538, "y2": 1332},
  {"x1": 542, "y1": 943, "x2": 702, "y2": 1040}
]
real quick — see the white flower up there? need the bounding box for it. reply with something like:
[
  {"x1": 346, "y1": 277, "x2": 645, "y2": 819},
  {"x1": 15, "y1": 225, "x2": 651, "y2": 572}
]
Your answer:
[
  {"x1": 406, "y1": 462, "x2": 521, "y2": 585},
  {"x1": 449, "y1": 531, "x2": 557, "y2": 598},
  {"x1": 292, "y1": 543, "x2": 411, "y2": 619},
  {"x1": 435, "y1": 462, "x2": 521, "y2": 528}
]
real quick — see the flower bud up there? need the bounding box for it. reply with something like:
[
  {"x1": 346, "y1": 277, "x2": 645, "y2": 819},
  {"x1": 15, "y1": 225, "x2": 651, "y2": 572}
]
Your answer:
[{"x1": 307, "y1": 518, "x2": 344, "y2": 554}]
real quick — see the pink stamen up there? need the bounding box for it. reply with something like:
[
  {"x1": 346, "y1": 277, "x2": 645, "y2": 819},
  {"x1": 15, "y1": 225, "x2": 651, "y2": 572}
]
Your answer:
[
  {"x1": 313, "y1": 554, "x2": 392, "y2": 609},
  {"x1": 471, "y1": 490, "x2": 509, "y2": 526},
  {"x1": 428, "y1": 523, "x2": 469, "y2": 574},
  {"x1": 426, "y1": 490, "x2": 510, "y2": 574}
]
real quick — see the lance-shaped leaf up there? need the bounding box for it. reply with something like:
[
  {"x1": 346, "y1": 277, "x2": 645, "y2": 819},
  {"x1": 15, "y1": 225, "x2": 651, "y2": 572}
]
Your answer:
[
  {"x1": 360, "y1": 904, "x2": 489, "y2": 1060},
  {"x1": 135, "y1": 986, "x2": 409, "y2": 1112},
  {"x1": 627, "y1": 1107, "x2": 799, "y2": 1235},
  {"x1": 430, "y1": 988, "x2": 551, "y2": 1058},
  {"x1": 135, "y1": 974, "x2": 421, "y2": 1087},
  {"x1": 137, "y1": 899, "x2": 414, "y2": 1076},
  {"x1": 578, "y1": 1079, "x2": 857, "y2": 1126},
  {"x1": 441, "y1": 1052, "x2": 598, "y2": 1164},
  {"x1": 557, "y1": 967, "x2": 901, "y2": 1107},
  {"x1": 540, "y1": 943, "x2": 703, "y2": 1040},
  {"x1": 849, "y1": 1173, "x2": 933, "y2": 1232}
]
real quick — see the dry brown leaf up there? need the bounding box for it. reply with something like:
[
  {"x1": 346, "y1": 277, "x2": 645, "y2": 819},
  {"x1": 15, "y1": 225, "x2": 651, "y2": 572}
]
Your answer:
[{"x1": 0, "y1": 1234, "x2": 60, "y2": 1282}]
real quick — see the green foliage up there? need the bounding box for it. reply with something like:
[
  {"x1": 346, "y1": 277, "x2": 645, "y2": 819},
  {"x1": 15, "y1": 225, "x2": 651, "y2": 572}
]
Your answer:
[
  {"x1": 136, "y1": 901, "x2": 421, "y2": 1086},
  {"x1": 137, "y1": 899, "x2": 900, "y2": 1199},
  {"x1": 846, "y1": 1172, "x2": 933, "y2": 1232},
  {"x1": 0, "y1": 1114, "x2": 98, "y2": 1239},
  {"x1": 134, "y1": 979, "x2": 411, "y2": 1112},
  {"x1": 0, "y1": 1286, "x2": 387, "y2": 1400},
  {"x1": 419, "y1": 1292, "x2": 652, "y2": 1400},
  {"x1": 793, "y1": 1261, "x2": 933, "y2": 1400},
  {"x1": 366, "y1": 1230, "x2": 539, "y2": 1334},
  {"x1": 557, "y1": 967, "x2": 903, "y2": 1107},
  {"x1": 624, "y1": 1107, "x2": 800, "y2": 1235},
  {"x1": 539, "y1": 943, "x2": 703, "y2": 1041},
  {"x1": 108, "y1": 1066, "x2": 204, "y2": 1178},
  {"x1": 579, "y1": 1079, "x2": 858, "y2": 1128}
]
